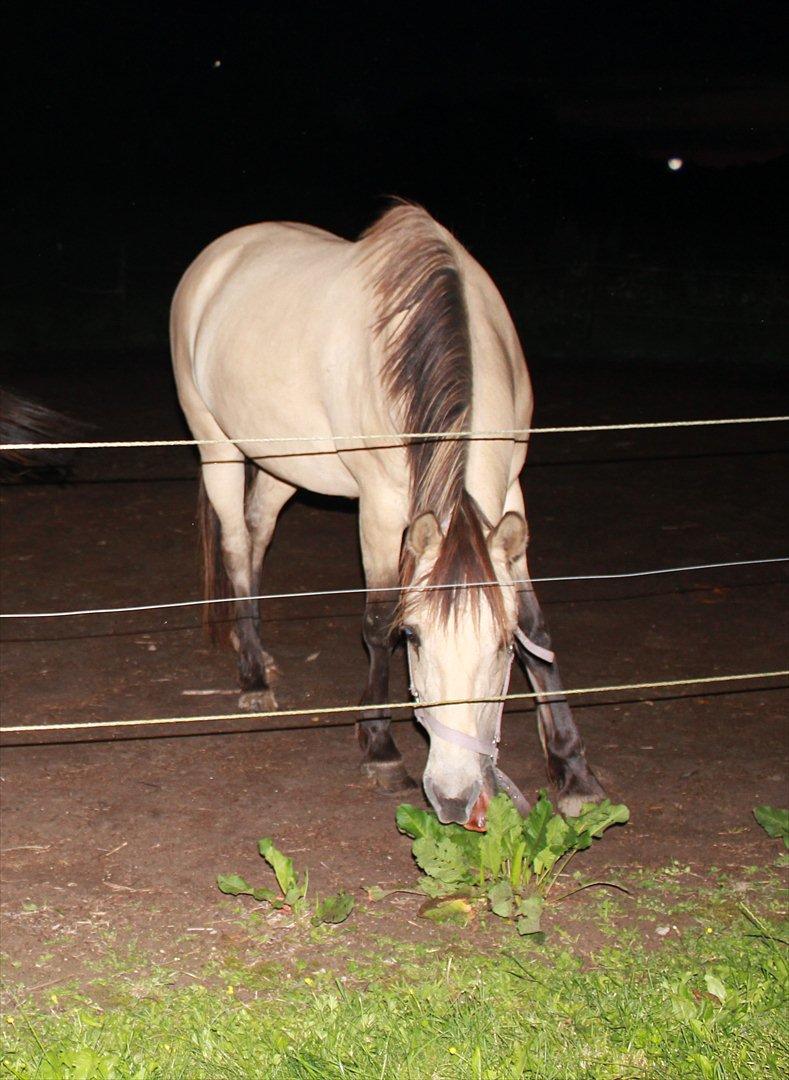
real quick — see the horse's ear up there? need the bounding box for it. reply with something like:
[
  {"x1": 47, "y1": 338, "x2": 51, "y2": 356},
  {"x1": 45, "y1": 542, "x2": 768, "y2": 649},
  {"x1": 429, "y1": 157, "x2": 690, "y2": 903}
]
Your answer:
[
  {"x1": 406, "y1": 512, "x2": 443, "y2": 559},
  {"x1": 488, "y1": 512, "x2": 528, "y2": 563}
]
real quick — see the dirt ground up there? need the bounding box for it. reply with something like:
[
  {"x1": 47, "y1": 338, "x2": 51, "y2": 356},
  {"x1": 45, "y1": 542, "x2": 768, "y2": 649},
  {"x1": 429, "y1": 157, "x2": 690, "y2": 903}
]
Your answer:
[{"x1": 1, "y1": 348, "x2": 787, "y2": 989}]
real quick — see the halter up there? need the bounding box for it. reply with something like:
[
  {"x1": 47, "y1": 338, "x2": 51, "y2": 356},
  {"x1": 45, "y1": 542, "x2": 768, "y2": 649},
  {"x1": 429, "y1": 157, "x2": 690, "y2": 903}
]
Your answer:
[{"x1": 407, "y1": 626, "x2": 555, "y2": 773}]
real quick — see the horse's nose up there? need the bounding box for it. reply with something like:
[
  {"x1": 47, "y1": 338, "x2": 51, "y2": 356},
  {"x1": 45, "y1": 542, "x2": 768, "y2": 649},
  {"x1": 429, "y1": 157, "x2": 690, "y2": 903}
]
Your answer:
[{"x1": 423, "y1": 776, "x2": 482, "y2": 827}]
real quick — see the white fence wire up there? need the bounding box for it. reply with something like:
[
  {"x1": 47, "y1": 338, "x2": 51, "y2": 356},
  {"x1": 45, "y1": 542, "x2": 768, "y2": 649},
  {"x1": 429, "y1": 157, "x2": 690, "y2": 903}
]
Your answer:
[
  {"x1": 2, "y1": 671, "x2": 787, "y2": 735},
  {"x1": 1, "y1": 557, "x2": 786, "y2": 621},
  {"x1": 2, "y1": 411, "x2": 787, "y2": 737},
  {"x1": 1, "y1": 413, "x2": 787, "y2": 452}
]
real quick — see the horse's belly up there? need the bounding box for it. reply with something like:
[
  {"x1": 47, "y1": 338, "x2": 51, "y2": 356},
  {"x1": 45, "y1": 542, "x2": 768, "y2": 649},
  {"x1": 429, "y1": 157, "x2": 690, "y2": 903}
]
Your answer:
[
  {"x1": 238, "y1": 439, "x2": 361, "y2": 499},
  {"x1": 196, "y1": 345, "x2": 362, "y2": 498}
]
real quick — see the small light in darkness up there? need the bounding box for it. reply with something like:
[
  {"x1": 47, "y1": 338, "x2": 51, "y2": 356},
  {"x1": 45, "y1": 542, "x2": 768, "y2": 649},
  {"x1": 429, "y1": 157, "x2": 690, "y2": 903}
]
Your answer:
[
  {"x1": 213, "y1": 59, "x2": 222, "y2": 69},
  {"x1": 667, "y1": 157, "x2": 684, "y2": 171}
]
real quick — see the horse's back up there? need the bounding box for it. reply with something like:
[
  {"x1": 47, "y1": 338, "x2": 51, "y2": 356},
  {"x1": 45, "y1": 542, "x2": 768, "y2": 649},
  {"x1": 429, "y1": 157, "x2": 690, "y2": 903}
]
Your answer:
[
  {"x1": 171, "y1": 220, "x2": 379, "y2": 497},
  {"x1": 171, "y1": 221, "x2": 348, "y2": 352}
]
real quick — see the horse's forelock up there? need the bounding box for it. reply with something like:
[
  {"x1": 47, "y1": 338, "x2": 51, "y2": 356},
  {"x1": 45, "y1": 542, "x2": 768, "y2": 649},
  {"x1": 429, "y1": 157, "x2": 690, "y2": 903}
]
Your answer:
[{"x1": 399, "y1": 493, "x2": 511, "y2": 643}]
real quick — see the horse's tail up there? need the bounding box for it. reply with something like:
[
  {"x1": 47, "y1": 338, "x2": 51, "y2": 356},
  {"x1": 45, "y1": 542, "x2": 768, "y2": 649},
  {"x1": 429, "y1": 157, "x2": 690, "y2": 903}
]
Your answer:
[
  {"x1": 0, "y1": 388, "x2": 79, "y2": 482},
  {"x1": 198, "y1": 461, "x2": 256, "y2": 645}
]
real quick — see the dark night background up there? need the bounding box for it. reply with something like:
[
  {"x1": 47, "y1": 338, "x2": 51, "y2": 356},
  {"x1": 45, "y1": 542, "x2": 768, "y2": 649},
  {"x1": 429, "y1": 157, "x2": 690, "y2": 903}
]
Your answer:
[{"x1": 3, "y1": 1, "x2": 788, "y2": 360}]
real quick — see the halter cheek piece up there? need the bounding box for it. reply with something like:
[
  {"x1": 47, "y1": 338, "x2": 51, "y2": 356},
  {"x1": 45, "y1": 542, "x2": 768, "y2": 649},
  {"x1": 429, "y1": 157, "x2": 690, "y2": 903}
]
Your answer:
[{"x1": 407, "y1": 627, "x2": 555, "y2": 763}]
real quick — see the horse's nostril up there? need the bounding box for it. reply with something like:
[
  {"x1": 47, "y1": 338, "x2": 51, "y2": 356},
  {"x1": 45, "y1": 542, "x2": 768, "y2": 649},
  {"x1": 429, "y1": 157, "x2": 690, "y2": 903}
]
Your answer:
[
  {"x1": 464, "y1": 788, "x2": 490, "y2": 832},
  {"x1": 424, "y1": 777, "x2": 481, "y2": 825}
]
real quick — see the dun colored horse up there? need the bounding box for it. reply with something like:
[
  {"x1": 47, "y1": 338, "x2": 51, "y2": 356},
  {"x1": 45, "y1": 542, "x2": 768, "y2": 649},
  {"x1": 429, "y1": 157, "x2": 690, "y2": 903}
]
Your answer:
[{"x1": 171, "y1": 203, "x2": 604, "y2": 828}]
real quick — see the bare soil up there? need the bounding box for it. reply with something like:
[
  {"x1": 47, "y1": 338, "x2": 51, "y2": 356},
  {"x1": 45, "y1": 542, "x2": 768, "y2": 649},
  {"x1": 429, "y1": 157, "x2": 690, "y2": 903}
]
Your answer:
[{"x1": 1, "y1": 349, "x2": 787, "y2": 990}]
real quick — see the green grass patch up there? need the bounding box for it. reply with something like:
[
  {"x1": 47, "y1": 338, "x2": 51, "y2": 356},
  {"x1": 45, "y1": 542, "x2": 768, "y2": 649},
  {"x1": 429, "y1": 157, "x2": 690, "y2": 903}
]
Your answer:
[{"x1": 2, "y1": 899, "x2": 786, "y2": 1079}]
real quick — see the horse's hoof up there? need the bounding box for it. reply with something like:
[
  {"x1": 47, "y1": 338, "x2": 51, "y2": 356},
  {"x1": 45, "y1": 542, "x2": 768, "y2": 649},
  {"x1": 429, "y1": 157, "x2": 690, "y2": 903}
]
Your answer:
[
  {"x1": 361, "y1": 760, "x2": 418, "y2": 793},
  {"x1": 238, "y1": 689, "x2": 278, "y2": 713},
  {"x1": 557, "y1": 783, "x2": 605, "y2": 818}
]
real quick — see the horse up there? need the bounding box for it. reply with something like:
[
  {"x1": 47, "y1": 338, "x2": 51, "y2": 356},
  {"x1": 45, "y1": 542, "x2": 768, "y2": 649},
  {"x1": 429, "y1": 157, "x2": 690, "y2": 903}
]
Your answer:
[{"x1": 170, "y1": 202, "x2": 605, "y2": 828}]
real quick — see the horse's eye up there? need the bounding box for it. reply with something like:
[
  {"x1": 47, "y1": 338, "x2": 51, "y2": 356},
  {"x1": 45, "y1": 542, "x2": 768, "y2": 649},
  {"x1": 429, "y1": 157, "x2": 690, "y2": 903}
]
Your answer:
[{"x1": 402, "y1": 625, "x2": 421, "y2": 648}]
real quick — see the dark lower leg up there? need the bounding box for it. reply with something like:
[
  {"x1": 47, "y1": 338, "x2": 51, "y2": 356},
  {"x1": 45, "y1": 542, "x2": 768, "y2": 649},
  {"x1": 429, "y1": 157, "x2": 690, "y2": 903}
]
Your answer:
[
  {"x1": 517, "y1": 589, "x2": 605, "y2": 814},
  {"x1": 357, "y1": 596, "x2": 415, "y2": 789},
  {"x1": 231, "y1": 596, "x2": 279, "y2": 708}
]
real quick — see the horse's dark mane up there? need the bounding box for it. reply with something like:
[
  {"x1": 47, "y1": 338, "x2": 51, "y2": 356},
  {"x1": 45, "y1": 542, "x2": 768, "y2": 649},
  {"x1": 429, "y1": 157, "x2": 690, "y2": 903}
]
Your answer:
[
  {"x1": 361, "y1": 203, "x2": 508, "y2": 636},
  {"x1": 362, "y1": 202, "x2": 471, "y2": 523}
]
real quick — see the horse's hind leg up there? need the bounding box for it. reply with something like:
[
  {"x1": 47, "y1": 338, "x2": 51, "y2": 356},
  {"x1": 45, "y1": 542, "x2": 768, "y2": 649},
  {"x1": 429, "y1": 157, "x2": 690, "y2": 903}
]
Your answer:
[
  {"x1": 200, "y1": 456, "x2": 292, "y2": 711},
  {"x1": 242, "y1": 467, "x2": 296, "y2": 708},
  {"x1": 357, "y1": 501, "x2": 416, "y2": 792}
]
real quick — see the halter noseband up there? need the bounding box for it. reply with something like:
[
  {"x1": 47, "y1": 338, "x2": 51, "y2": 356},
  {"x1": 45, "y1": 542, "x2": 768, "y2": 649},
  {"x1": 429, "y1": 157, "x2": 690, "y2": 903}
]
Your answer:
[{"x1": 407, "y1": 627, "x2": 555, "y2": 762}]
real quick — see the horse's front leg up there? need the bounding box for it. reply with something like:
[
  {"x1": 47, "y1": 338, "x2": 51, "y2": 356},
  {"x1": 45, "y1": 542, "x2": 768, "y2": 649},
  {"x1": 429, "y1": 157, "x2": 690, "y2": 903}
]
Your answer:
[
  {"x1": 357, "y1": 499, "x2": 416, "y2": 792},
  {"x1": 357, "y1": 593, "x2": 416, "y2": 791},
  {"x1": 517, "y1": 585, "x2": 606, "y2": 816}
]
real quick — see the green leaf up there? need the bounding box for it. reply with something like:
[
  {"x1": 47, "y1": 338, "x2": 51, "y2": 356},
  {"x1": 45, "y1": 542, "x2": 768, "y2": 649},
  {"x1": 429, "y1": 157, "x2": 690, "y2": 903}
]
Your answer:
[
  {"x1": 412, "y1": 836, "x2": 474, "y2": 886},
  {"x1": 397, "y1": 804, "x2": 481, "y2": 859},
  {"x1": 754, "y1": 806, "x2": 789, "y2": 848},
  {"x1": 522, "y1": 792, "x2": 554, "y2": 860},
  {"x1": 485, "y1": 794, "x2": 525, "y2": 858},
  {"x1": 418, "y1": 895, "x2": 475, "y2": 926},
  {"x1": 217, "y1": 873, "x2": 253, "y2": 896},
  {"x1": 258, "y1": 838, "x2": 297, "y2": 896},
  {"x1": 314, "y1": 891, "x2": 355, "y2": 925},
  {"x1": 572, "y1": 800, "x2": 630, "y2": 837},
  {"x1": 396, "y1": 804, "x2": 445, "y2": 841},
  {"x1": 479, "y1": 832, "x2": 502, "y2": 880},
  {"x1": 515, "y1": 896, "x2": 544, "y2": 936},
  {"x1": 546, "y1": 814, "x2": 572, "y2": 851},
  {"x1": 573, "y1": 832, "x2": 593, "y2": 852},
  {"x1": 478, "y1": 794, "x2": 528, "y2": 881},
  {"x1": 488, "y1": 880, "x2": 515, "y2": 918},
  {"x1": 251, "y1": 886, "x2": 279, "y2": 904},
  {"x1": 510, "y1": 840, "x2": 526, "y2": 889},
  {"x1": 417, "y1": 877, "x2": 455, "y2": 898},
  {"x1": 533, "y1": 845, "x2": 561, "y2": 878},
  {"x1": 704, "y1": 973, "x2": 727, "y2": 1003}
]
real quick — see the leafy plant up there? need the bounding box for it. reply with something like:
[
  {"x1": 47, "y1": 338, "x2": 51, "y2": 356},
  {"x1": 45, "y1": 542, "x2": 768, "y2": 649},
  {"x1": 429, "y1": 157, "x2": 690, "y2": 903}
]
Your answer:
[
  {"x1": 386, "y1": 791, "x2": 629, "y2": 936},
  {"x1": 753, "y1": 805, "x2": 789, "y2": 849},
  {"x1": 218, "y1": 838, "x2": 354, "y2": 925}
]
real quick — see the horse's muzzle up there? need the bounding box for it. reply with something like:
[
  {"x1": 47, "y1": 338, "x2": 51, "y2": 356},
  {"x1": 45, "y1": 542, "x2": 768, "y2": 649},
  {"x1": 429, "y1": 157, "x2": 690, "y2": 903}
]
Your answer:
[{"x1": 424, "y1": 774, "x2": 494, "y2": 831}]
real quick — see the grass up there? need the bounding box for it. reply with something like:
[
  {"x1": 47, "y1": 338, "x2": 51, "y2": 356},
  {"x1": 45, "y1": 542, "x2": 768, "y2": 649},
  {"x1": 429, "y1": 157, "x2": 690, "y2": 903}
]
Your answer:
[{"x1": 1, "y1": 877, "x2": 787, "y2": 1079}]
